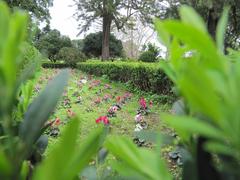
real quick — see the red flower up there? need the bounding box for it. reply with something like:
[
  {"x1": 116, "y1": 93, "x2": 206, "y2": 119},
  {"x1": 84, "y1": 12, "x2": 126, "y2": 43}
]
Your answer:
[
  {"x1": 96, "y1": 116, "x2": 109, "y2": 125},
  {"x1": 149, "y1": 100, "x2": 153, "y2": 108},
  {"x1": 139, "y1": 97, "x2": 147, "y2": 109},
  {"x1": 116, "y1": 96, "x2": 121, "y2": 103},
  {"x1": 54, "y1": 118, "x2": 61, "y2": 126}
]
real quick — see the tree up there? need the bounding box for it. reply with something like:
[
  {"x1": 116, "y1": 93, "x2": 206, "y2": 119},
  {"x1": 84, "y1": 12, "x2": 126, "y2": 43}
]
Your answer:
[
  {"x1": 114, "y1": 17, "x2": 157, "y2": 59},
  {"x1": 5, "y1": 0, "x2": 53, "y2": 22},
  {"x1": 82, "y1": 32, "x2": 123, "y2": 58},
  {"x1": 72, "y1": 39, "x2": 84, "y2": 51},
  {"x1": 35, "y1": 29, "x2": 72, "y2": 62},
  {"x1": 138, "y1": 43, "x2": 159, "y2": 62},
  {"x1": 159, "y1": 0, "x2": 240, "y2": 49},
  {"x1": 74, "y1": 0, "x2": 162, "y2": 60},
  {"x1": 57, "y1": 47, "x2": 86, "y2": 65}
]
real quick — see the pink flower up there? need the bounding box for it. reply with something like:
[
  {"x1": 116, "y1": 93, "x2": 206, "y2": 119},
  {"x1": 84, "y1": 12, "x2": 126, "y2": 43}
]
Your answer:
[
  {"x1": 103, "y1": 94, "x2": 112, "y2": 101},
  {"x1": 54, "y1": 118, "x2": 61, "y2": 126},
  {"x1": 139, "y1": 97, "x2": 147, "y2": 109},
  {"x1": 104, "y1": 84, "x2": 111, "y2": 89},
  {"x1": 67, "y1": 109, "x2": 76, "y2": 117},
  {"x1": 96, "y1": 116, "x2": 109, "y2": 125},
  {"x1": 108, "y1": 106, "x2": 118, "y2": 113},
  {"x1": 135, "y1": 114, "x2": 143, "y2": 123}
]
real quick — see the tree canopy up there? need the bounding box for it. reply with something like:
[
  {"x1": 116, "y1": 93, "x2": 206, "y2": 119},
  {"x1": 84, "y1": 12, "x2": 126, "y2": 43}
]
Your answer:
[
  {"x1": 5, "y1": 0, "x2": 53, "y2": 22},
  {"x1": 82, "y1": 32, "x2": 123, "y2": 58},
  {"x1": 35, "y1": 29, "x2": 72, "y2": 61},
  {"x1": 74, "y1": 0, "x2": 163, "y2": 59}
]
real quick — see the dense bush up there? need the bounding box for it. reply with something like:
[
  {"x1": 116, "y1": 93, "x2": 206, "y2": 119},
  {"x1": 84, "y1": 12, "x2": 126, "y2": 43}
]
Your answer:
[
  {"x1": 138, "y1": 43, "x2": 159, "y2": 62},
  {"x1": 77, "y1": 61, "x2": 172, "y2": 95},
  {"x1": 57, "y1": 47, "x2": 86, "y2": 65},
  {"x1": 82, "y1": 32, "x2": 124, "y2": 58},
  {"x1": 35, "y1": 29, "x2": 72, "y2": 62}
]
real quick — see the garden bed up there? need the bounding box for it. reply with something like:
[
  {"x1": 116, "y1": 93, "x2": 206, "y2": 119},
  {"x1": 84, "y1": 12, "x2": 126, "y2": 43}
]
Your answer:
[{"x1": 32, "y1": 68, "x2": 181, "y2": 178}]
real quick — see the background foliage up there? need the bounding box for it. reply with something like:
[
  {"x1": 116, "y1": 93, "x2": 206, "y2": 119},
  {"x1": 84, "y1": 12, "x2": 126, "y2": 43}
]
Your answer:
[{"x1": 82, "y1": 32, "x2": 124, "y2": 58}]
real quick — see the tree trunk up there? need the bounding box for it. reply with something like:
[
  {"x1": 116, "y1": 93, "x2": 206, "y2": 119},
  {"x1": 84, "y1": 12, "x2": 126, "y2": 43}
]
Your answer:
[{"x1": 102, "y1": 14, "x2": 112, "y2": 60}]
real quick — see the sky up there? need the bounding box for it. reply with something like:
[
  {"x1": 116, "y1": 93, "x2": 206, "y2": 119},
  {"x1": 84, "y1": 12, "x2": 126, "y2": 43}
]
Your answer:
[{"x1": 50, "y1": 0, "x2": 80, "y2": 39}]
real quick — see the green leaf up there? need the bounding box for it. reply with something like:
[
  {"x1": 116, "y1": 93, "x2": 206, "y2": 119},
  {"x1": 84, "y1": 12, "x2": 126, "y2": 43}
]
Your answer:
[
  {"x1": 33, "y1": 117, "x2": 80, "y2": 180},
  {"x1": 65, "y1": 127, "x2": 107, "y2": 179},
  {"x1": 154, "y1": 18, "x2": 171, "y2": 47},
  {"x1": 172, "y1": 99, "x2": 187, "y2": 115},
  {"x1": 160, "y1": 20, "x2": 223, "y2": 70},
  {"x1": 0, "y1": 150, "x2": 12, "y2": 179},
  {"x1": 105, "y1": 136, "x2": 172, "y2": 180},
  {"x1": 179, "y1": 5, "x2": 207, "y2": 33},
  {"x1": 33, "y1": 120, "x2": 106, "y2": 180},
  {"x1": 19, "y1": 70, "x2": 69, "y2": 151},
  {"x1": 162, "y1": 114, "x2": 223, "y2": 140},
  {"x1": 216, "y1": 7, "x2": 230, "y2": 53},
  {"x1": 204, "y1": 141, "x2": 237, "y2": 157}
]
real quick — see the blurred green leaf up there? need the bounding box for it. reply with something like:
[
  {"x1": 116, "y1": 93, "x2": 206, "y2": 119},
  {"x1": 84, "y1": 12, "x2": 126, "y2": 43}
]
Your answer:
[
  {"x1": 19, "y1": 70, "x2": 69, "y2": 150},
  {"x1": 33, "y1": 119, "x2": 106, "y2": 180},
  {"x1": 216, "y1": 7, "x2": 229, "y2": 53},
  {"x1": 162, "y1": 114, "x2": 223, "y2": 140},
  {"x1": 0, "y1": 150, "x2": 12, "y2": 179},
  {"x1": 179, "y1": 5, "x2": 207, "y2": 33},
  {"x1": 105, "y1": 136, "x2": 172, "y2": 180},
  {"x1": 33, "y1": 118, "x2": 79, "y2": 180}
]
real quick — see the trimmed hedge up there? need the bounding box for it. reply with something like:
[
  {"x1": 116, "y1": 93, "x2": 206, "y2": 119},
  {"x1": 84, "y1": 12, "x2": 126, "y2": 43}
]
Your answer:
[
  {"x1": 77, "y1": 61, "x2": 172, "y2": 95},
  {"x1": 42, "y1": 63, "x2": 76, "y2": 69}
]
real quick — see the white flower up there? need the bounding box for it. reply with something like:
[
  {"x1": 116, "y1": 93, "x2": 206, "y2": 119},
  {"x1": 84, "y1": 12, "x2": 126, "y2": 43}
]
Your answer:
[
  {"x1": 135, "y1": 114, "x2": 143, "y2": 123},
  {"x1": 81, "y1": 79, "x2": 87, "y2": 84}
]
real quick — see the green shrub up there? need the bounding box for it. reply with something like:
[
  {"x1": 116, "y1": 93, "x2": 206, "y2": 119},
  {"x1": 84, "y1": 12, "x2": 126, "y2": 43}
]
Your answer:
[
  {"x1": 57, "y1": 47, "x2": 86, "y2": 65},
  {"x1": 138, "y1": 43, "x2": 159, "y2": 62},
  {"x1": 77, "y1": 61, "x2": 172, "y2": 95}
]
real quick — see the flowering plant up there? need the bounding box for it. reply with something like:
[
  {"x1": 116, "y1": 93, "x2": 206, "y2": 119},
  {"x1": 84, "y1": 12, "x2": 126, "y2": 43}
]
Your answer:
[
  {"x1": 96, "y1": 116, "x2": 109, "y2": 125},
  {"x1": 103, "y1": 94, "x2": 112, "y2": 101},
  {"x1": 137, "y1": 97, "x2": 151, "y2": 115},
  {"x1": 123, "y1": 92, "x2": 133, "y2": 101},
  {"x1": 104, "y1": 84, "x2": 111, "y2": 89},
  {"x1": 67, "y1": 109, "x2": 76, "y2": 118},
  {"x1": 53, "y1": 117, "x2": 61, "y2": 126},
  {"x1": 139, "y1": 97, "x2": 147, "y2": 109},
  {"x1": 94, "y1": 97, "x2": 102, "y2": 104},
  {"x1": 62, "y1": 98, "x2": 71, "y2": 108},
  {"x1": 107, "y1": 105, "x2": 119, "y2": 117},
  {"x1": 135, "y1": 113, "x2": 143, "y2": 123}
]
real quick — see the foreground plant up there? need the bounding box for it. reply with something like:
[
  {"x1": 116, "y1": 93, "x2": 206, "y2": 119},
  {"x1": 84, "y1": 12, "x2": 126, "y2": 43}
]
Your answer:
[
  {"x1": 105, "y1": 5, "x2": 240, "y2": 180},
  {"x1": 0, "y1": 2, "x2": 106, "y2": 179},
  {"x1": 156, "y1": 5, "x2": 240, "y2": 180}
]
